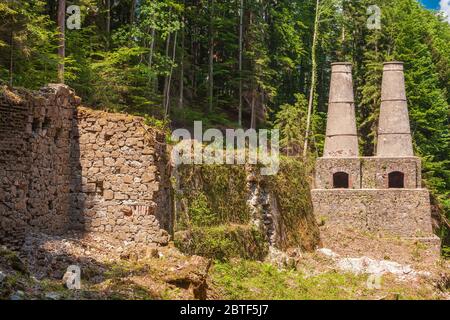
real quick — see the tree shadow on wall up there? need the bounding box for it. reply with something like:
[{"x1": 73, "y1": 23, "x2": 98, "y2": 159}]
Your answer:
[{"x1": 69, "y1": 111, "x2": 86, "y2": 233}]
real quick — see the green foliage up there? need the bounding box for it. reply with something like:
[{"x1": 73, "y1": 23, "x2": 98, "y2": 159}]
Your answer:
[
  {"x1": 273, "y1": 93, "x2": 308, "y2": 156},
  {"x1": 188, "y1": 192, "x2": 219, "y2": 227},
  {"x1": 442, "y1": 246, "x2": 450, "y2": 259},
  {"x1": 171, "y1": 107, "x2": 237, "y2": 129},
  {"x1": 90, "y1": 45, "x2": 150, "y2": 111},
  {"x1": 174, "y1": 225, "x2": 268, "y2": 261},
  {"x1": 175, "y1": 164, "x2": 255, "y2": 259},
  {"x1": 176, "y1": 159, "x2": 320, "y2": 256},
  {"x1": 211, "y1": 259, "x2": 444, "y2": 300},
  {"x1": 0, "y1": 0, "x2": 58, "y2": 88},
  {"x1": 144, "y1": 114, "x2": 170, "y2": 132}
]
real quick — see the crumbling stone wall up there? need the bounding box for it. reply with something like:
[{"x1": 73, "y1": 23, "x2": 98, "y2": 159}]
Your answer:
[
  {"x1": 0, "y1": 85, "x2": 77, "y2": 247},
  {"x1": 0, "y1": 85, "x2": 172, "y2": 248},
  {"x1": 70, "y1": 107, "x2": 171, "y2": 245}
]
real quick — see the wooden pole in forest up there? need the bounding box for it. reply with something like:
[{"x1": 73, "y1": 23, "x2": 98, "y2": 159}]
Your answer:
[{"x1": 57, "y1": 0, "x2": 66, "y2": 84}]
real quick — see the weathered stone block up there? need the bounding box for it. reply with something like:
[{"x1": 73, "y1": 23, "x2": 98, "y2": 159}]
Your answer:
[
  {"x1": 103, "y1": 190, "x2": 114, "y2": 200},
  {"x1": 114, "y1": 192, "x2": 129, "y2": 200}
]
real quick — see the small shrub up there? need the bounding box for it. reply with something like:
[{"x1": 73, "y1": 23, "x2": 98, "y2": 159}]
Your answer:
[
  {"x1": 442, "y1": 246, "x2": 450, "y2": 259},
  {"x1": 144, "y1": 115, "x2": 170, "y2": 132},
  {"x1": 189, "y1": 193, "x2": 218, "y2": 227}
]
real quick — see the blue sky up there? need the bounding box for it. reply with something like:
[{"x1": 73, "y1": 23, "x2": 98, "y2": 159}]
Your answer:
[
  {"x1": 419, "y1": 0, "x2": 441, "y2": 10},
  {"x1": 419, "y1": 0, "x2": 450, "y2": 22}
]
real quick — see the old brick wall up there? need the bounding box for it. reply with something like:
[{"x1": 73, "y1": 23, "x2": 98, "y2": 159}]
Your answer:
[
  {"x1": 70, "y1": 107, "x2": 172, "y2": 245},
  {"x1": 0, "y1": 85, "x2": 172, "y2": 248},
  {"x1": 0, "y1": 85, "x2": 77, "y2": 247}
]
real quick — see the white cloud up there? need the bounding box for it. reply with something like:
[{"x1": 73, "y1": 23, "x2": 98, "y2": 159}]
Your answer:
[{"x1": 440, "y1": 0, "x2": 450, "y2": 23}]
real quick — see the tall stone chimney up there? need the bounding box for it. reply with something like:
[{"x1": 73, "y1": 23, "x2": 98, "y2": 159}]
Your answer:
[
  {"x1": 376, "y1": 62, "x2": 414, "y2": 157},
  {"x1": 323, "y1": 62, "x2": 359, "y2": 158}
]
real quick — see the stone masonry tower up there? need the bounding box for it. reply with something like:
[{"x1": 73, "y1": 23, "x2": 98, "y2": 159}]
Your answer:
[
  {"x1": 312, "y1": 62, "x2": 439, "y2": 253},
  {"x1": 377, "y1": 62, "x2": 414, "y2": 157},
  {"x1": 323, "y1": 62, "x2": 359, "y2": 158}
]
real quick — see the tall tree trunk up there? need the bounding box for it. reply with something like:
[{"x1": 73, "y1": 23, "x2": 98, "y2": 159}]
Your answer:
[
  {"x1": 57, "y1": 0, "x2": 66, "y2": 84},
  {"x1": 9, "y1": 31, "x2": 13, "y2": 87},
  {"x1": 303, "y1": 0, "x2": 320, "y2": 158},
  {"x1": 250, "y1": 87, "x2": 256, "y2": 129},
  {"x1": 147, "y1": 1, "x2": 156, "y2": 92},
  {"x1": 106, "y1": 0, "x2": 111, "y2": 48},
  {"x1": 130, "y1": 0, "x2": 136, "y2": 24},
  {"x1": 208, "y1": 0, "x2": 214, "y2": 112},
  {"x1": 179, "y1": 3, "x2": 185, "y2": 109},
  {"x1": 165, "y1": 31, "x2": 178, "y2": 117},
  {"x1": 148, "y1": 28, "x2": 156, "y2": 70},
  {"x1": 238, "y1": 0, "x2": 244, "y2": 126},
  {"x1": 190, "y1": 26, "x2": 196, "y2": 98},
  {"x1": 163, "y1": 33, "x2": 171, "y2": 110},
  {"x1": 148, "y1": 28, "x2": 157, "y2": 92}
]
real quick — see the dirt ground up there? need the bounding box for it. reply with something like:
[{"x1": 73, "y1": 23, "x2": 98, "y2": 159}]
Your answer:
[{"x1": 0, "y1": 228, "x2": 448, "y2": 300}]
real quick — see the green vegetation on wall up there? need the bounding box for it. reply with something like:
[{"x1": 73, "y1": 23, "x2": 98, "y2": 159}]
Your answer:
[
  {"x1": 174, "y1": 159, "x2": 321, "y2": 260},
  {"x1": 174, "y1": 164, "x2": 266, "y2": 261},
  {"x1": 176, "y1": 164, "x2": 251, "y2": 228},
  {"x1": 174, "y1": 225, "x2": 268, "y2": 261},
  {"x1": 266, "y1": 157, "x2": 321, "y2": 251}
]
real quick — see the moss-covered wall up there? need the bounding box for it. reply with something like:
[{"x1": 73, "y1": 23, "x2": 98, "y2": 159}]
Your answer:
[
  {"x1": 176, "y1": 164, "x2": 251, "y2": 228},
  {"x1": 174, "y1": 159, "x2": 321, "y2": 260},
  {"x1": 266, "y1": 158, "x2": 321, "y2": 251}
]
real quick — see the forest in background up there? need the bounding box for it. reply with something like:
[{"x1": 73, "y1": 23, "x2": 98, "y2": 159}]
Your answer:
[{"x1": 0, "y1": 0, "x2": 449, "y2": 223}]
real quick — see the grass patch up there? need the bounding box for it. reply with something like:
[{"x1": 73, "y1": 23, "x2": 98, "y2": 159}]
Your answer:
[
  {"x1": 210, "y1": 259, "x2": 444, "y2": 300},
  {"x1": 211, "y1": 259, "x2": 365, "y2": 300}
]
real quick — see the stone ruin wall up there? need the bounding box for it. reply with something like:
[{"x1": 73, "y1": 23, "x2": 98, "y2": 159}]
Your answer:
[
  {"x1": 0, "y1": 85, "x2": 75, "y2": 247},
  {"x1": 0, "y1": 85, "x2": 172, "y2": 248},
  {"x1": 70, "y1": 107, "x2": 172, "y2": 245}
]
